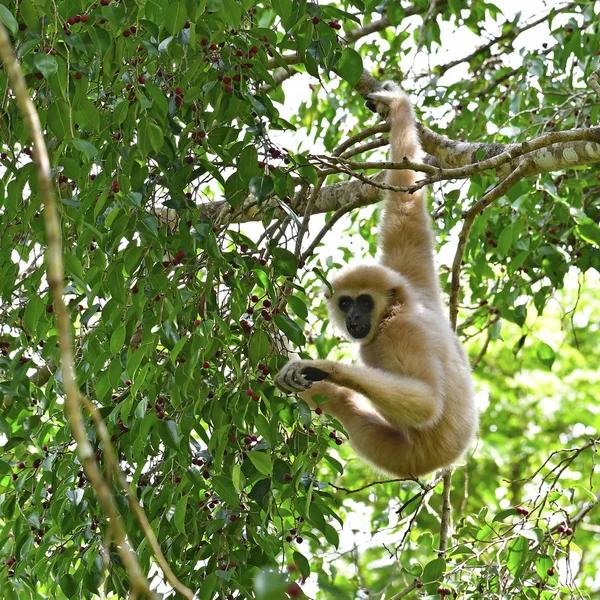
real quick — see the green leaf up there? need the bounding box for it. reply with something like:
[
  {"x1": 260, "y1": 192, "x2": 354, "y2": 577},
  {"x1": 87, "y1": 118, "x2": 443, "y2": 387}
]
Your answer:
[
  {"x1": 287, "y1": 296, "x2": 308, "y2": 320},
  {"x1": 386, "y1": 3, "x2": 405, "y2": 26},
  {"x1": 422, "y1": 557, "x2": 445, "y2": 583},
  {"x1": 337, "y1": 47, "x2": 363, "y2": 87},
  {"x1": 248, "y1": 451, "x2": 272, "y2": 475},
  {"x1": 535, "y1": 341, "x2": 555, "y2": 369},
  {"x1": 170, "y1": 336, "x2": 188, "y2": 366},
  {"x1": 254, "y1": 568, "x2": 288, "y2": 600},
  {"x1": 72, "y1": 139, "x2": 98, "y2": 160},
  {"x1": 138, "y1": 118, "x2": 164, "y2": 157},
  {"x1": 165, "y1": 2, "x2": 188, "y2": 34},
  {"x1": 576, "y1": 218, "x2": 600, "y2": 246},
  {"x1": 323, "y1": 523, "x2": 339, "y2": 548},
  {"x1": 292, "y1": 551, "x2": 311, "y2": 577},
  {"x1": 272, "y1": 247, "x2": 298, "y2": 276},
  {"x1": 174, "y1": 494, "x2": 187, "y2": 533},
  {"x1": 0, "y1": 5, "x2": 18, "y2": 34},
  {"x1": 212, "y1": 475, "x2": 240, "y2": 506},
  {"x1": 249, "y1": 176, "x2": 274, "y2": 202},
  {"x1": 19, "y1": 0, "x2": 39, "y2": 32},
  {"x1": 59, "y1": 574, "x2": 78, "y2": 598},
  {"x1": 24, "y1": 296, "x2": 44, "y2": 336},
  {"x1": 33, "y1": 53, "x2": 58, "y2": 79},
  {"x1": 274, "y1": 314, "x2": 305, "y2": 347},
  {"x1": 145, "y1": 81, "x2": 169, "y2": 117},
  {"x1": 47, "y1": 100, "x2": 72, "y2": 140},
  {"x1": 110, "y1": 324, "x2": 126, "y2": 356},
  {"x1": 497, "y1": 225, "x2": 513, "y2": 256},
  {"x1": 160, "y1": 419, "x2": 180, "y2": 451},
  {"x1": 249, "y1": 330, "x2": 270, "y2": 364},
  {"x1": 493, "y1": 508, "x2": 518, "y2": 522},
  {"x1": 238, "y1": 145, "x2": 259, "y2": 183}
]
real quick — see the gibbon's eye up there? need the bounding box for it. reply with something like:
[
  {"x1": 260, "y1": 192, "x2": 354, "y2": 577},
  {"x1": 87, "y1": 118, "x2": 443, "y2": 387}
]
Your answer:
[
  {"x1": 338, "y1": 296, "x2": 353, "y2": 313},
  {"x1": 356, "y1": 294, "x2": 374, "y2": 312}
]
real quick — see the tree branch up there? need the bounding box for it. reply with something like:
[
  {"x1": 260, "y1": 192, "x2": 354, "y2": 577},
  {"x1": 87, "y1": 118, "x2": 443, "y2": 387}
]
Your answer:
[
  {"x1": 423, "y1": 2, "x2": 577, "y2": 79},
  {"x1": 82, "y1": 397, "x2": 195, "y2": 599},
  {"x1": 0, "y1": 21, "x2": 156, "y2": 599},
  {"x1": 448, "y1": 158, "x2": 532, "y2": 329},
  {"x1": 438, "y1": 469, "x2": 453, "y2": 556},
  {"x1": 590, "y1": 66, "x2": 600, "y2": 103}
]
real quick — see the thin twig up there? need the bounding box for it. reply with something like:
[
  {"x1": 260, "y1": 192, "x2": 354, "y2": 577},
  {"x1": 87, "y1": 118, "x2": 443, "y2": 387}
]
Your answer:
[
  {"x1": 329, "y1": 477, "x2": 413, "y2": 494},
  {"x1": 387, "y1": 580, "x2": 419, "y2": 600},
  {"x1": 295, "y1": 177, "x2": 326, "y2": 257},
  {"x1": 333, "y1": 123, "x2": 389, "y2": 156},
  {"x1": 590, "y1": 66, "x2": 600, "y2": 103},
  {"x1": 82, "y1": 397, "x2": 195, "y2": 599},
  {"x1": 448, "y1": 158, "x2": 532, "y2": 329},
  {"x1": 421, "y1": 3, "x2": 576, "y2": 79},
  {"x1": 438, "y1": 469, "x2": 453, "y2": 556},
  {"x1": 340, "y1": 136, "x2": 389, "y2": 159},
  {"x1": 300, "y1": 194, "x2": 374, "y2": 262},
  {"x1": 0, "y1": 20, "x2": 155, "y2": 598}
]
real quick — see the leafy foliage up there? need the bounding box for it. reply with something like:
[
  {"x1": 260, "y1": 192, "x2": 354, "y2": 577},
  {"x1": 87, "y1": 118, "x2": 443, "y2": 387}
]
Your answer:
[{"x1": 0, "y1": 0, "x2": 599, "y2": 599}]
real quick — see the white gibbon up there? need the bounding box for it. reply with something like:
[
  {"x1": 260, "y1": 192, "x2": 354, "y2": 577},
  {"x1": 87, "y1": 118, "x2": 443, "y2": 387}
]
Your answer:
[{"x1": 275, "y1": 83, "x2": 478, "y2": 477}]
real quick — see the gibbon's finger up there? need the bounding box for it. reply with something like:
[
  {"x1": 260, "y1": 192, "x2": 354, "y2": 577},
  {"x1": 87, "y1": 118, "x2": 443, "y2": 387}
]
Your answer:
[
  {"x1": 288, "y1": 367, "x2": 312, "y2": 390},
  {"x1": 365, "y1": 99, "x2": 377, "y2": 113},
  {"x1": 302, "y1": 366, "x2": 329, "y2": 382},
  {"x1": 279, "y1": 365, "x2": 308, "y2": 392},
  {"x1": 274, "y1": 376, "x2": 296, "y2": 394},
  {"x1": 380, "y1": 80, "x2": 402, "y2": 93},
  {"x1": 274, "y1": 369, "x2": 294, "y2": 392}
]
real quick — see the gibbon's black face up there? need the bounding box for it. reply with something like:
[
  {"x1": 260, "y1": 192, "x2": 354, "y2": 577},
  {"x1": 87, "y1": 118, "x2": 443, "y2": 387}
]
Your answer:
[{"x1": 338, "y1": 294, "x2": 375, "y2": 339}]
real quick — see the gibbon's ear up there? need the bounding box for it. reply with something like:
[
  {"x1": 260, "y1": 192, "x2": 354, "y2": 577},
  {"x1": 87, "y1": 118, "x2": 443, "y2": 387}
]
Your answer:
[{"x1": 321, "y1": 284, "x2": 332, "y2": 300}]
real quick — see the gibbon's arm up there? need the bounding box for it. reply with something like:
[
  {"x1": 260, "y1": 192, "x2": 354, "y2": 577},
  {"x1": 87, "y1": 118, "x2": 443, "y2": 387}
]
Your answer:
[
  {"x1": 276, "y1": 359, "x2": 441, "y2": 428},
  {"x1": 366, "y1": 85, "x2": 441, "y2": 303},
  {"x1": 298, "y1": 381, "x2": 414, "y2": 476}
]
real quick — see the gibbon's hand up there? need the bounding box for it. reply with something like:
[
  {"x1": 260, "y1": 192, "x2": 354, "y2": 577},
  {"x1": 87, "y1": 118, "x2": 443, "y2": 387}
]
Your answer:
[
  {"x1": 365, "y1": 81, "x2": 407, "y2": 121},
  {"x1": 274, "y1": 361, "x2": 330, "y2": 394}
]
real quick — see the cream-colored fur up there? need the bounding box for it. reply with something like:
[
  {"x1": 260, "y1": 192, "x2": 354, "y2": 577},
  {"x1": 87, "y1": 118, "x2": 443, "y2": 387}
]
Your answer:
[{"x1": 275, "y1": 84, "x2": 478, "y2": 477}]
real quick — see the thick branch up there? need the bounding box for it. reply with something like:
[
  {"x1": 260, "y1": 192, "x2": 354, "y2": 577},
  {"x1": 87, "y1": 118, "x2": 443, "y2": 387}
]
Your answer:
[{"x1": 198, "y1": 124, "x2": 600, "y2": 226}]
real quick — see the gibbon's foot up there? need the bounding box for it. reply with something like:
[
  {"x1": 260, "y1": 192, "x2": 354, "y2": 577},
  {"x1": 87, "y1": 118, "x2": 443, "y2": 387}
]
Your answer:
[
  {"x1": 274, "y1": 361, "x2": 330, "y2": 394},
  {"x1": 365, "y1": 82, "x2": 406, "y2": 120}
]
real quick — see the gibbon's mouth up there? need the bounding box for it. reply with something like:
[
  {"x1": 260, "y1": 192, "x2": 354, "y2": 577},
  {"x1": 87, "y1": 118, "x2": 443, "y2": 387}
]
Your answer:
[{"x1": 347, "y1": 323, "x2": 370, "y2": 339}]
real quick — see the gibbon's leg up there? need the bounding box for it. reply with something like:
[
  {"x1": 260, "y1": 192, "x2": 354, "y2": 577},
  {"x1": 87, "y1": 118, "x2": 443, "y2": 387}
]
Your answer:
[
  {"x1": 299, "y1": 382, "x2": 412, "y2": 477},
  {"x1": 276, "y1": 359, "x2": 440, "y2": 428},
  {"x1": 365, "y1": 84, "x2": 441, "y2": 304}
]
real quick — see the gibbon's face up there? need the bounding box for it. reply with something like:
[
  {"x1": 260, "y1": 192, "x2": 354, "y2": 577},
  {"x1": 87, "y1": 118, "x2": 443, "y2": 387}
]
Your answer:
[{"x1": 337, "y1": 293, "x2": 376, "y2": 340}]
